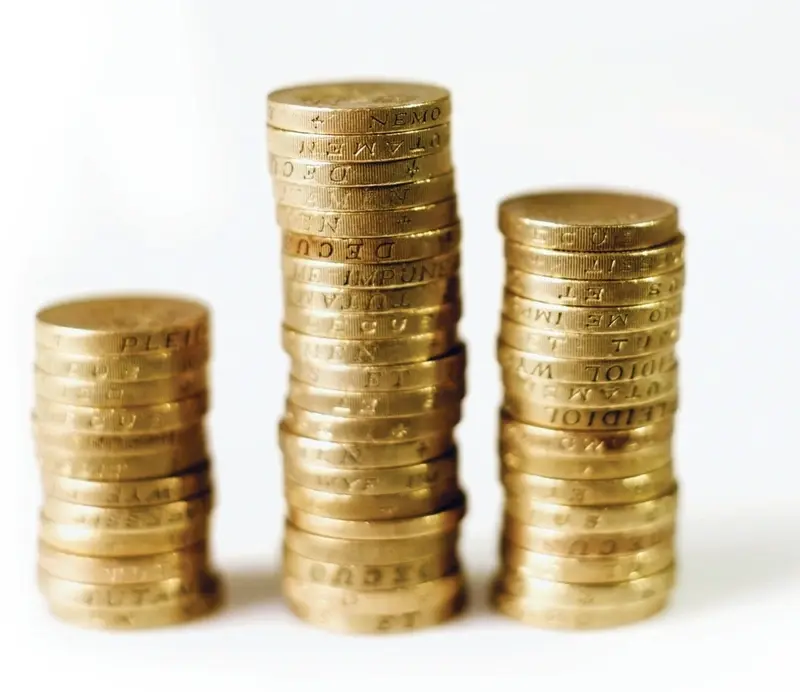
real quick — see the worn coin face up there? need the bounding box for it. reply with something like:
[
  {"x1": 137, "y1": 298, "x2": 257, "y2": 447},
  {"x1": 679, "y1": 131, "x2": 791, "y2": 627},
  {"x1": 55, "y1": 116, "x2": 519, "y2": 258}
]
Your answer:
[
  {"x1": 37, "y1": 296, "x2": 208, "y2": 334},
  {"x1": 500, "y1": 190, "x2": 677, "y2": 230},
  {"x1": 269, "y1": 81, "x2": 450, "y2": 110}
]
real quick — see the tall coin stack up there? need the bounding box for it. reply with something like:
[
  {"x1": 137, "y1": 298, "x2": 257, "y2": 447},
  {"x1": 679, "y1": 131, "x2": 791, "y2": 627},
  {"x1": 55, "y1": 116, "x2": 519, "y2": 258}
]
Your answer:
[
  {"x1": 33, "y1": 296, "x2": 221, "y2": 629},
  {"x1": 493, "y1": 191, "x2": 685, "y2": 629},
  {"x1": 267, "y1": 82, "x2": 467, "y2": 634}
]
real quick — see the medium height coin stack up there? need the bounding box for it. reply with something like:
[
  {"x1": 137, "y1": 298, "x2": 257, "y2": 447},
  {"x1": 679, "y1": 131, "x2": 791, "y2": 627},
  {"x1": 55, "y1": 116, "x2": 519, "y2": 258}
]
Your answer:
[
  {"x1": 33, "y1": 296, "x2": 221, "y2": 629},
  {"x1": 493, "y1": 191, "x2": 685, "y2": 629},
  {"x1": 267, "y1": 82, "x2": 467, "y2": 634}
]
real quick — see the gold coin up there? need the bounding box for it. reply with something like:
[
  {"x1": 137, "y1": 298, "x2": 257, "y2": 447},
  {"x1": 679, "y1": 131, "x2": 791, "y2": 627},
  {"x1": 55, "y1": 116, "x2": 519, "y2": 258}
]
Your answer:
[
  {"x1": 505, "y1": 267, "x2": 684, "y2": 307},
  {"x1": 283, "y1": 402, "x2": 460, "y2": 444},
  {"x1": 498, "y1": 190, "x2": 679, "y2": 251},
  {"x1": 282, "y1": 327, "x2": 458, "y2": 366},
  {"x1": 508, "y1": 396, "x2": 677, "y2": 430},
  {"x1": 492, "y1": 590, "x2": 668, "y2": 629},
  {"x1": 33, "y1": 421, "x2": 205, "y2": 454},
  {"x1": 502, "y1": 540, "x2": 675, "y2": 584},
  {"x1": 38, "y1": 568, "x2": 218, "y2": 607},
  {"x1": 283, "y1": 303, "x2": 460, "y2": 341},
  {"x1": 35, "y1": 343, "x2": 210, "y2": 381},
  {"x1": 501, "y1": 447, "x2": 671, "y2": 481},
  {"x1": 39, "y1": 513, "x2": 209, "y2": 557},
  {"x1": 502, "y1": 466, "x2": 676, "y2": 505},
  {"x1": 33, "y1": 393, "x2": 209, "y2": 433},
  {"x1": 41, "y1": 465, "x2": 211, "y2": 507},
  {"x1": 45, "y1": 584, "x2": 221, "y2": 629},
  {"x1": 37, "y1": 442, "x2": 208, "y2": 482},
  {"x1": 289, "y1": 345, "x2": 465, "y2": 391},
  {"x1": 284, "y1": 522, "x2": 459, "y2": 564},
  {"x1": 36, "y1": 295, "x2": 209, "y2": 355},
  {"x1": 268, "y1": 123, "x2": 450, "y2": 162},
  {"x1": 34, "y1": 368, "x2": 207, "y2": 407},
  {"x1": 504, "y1": 234, "x2": 685, "y2": 279},
  {"x1": 38, "y1": 541, "x2": 208, "y2": 584},
  {"x1": 504, "y1": 491, "x2": 678, "y2": 531},
  {"x1": 273, "y1": 174, "x2": 455, "y2": 211},
  {"x1": 283, "y1": 251, "x2": 460, "y2": 289},
  {"x1": 503, "y1": 371, "x2": 678, "y2": 407},
  {"x1": 499, "y1": 319, "x2": 680, "y2": 359},
  {"x1": 287, "y1": 501, "x2": 466, "y2": 540},
  {"x1": 267, "y1": 81, "x2": 450, "y2": 134},
  {"x1": 283, "y1": 546, "x2": 458, "y2": 591},
  {"x1": 287, "y1": 589, "x2": 465, "y2": 634},
  {"x1": 287, "y1": 380, "x2": 463, "y2": 418},
  {"x1": 498, "y1": 345, "x2": 678, "y2": 384},
  {"x1": 282, "y1": 573, "x2": 463, "y2": 615},
  {"x1": 283, "y1": 225, "x2": 460, "y2": 263},
  {"x1": 276, "y1": 199, "x2": 458, "y2": 236},
  {"x1": 285, "y1": 277, "x2": 460, "y2": 313},
  {"x1": 497, "y1": 566, "x2": 675, "y2": 608},
  {"x1": 42, "y1": 493, "x2": 212, "y2": 529},
  {"x1": 284, "y1": 481, "x2": 461, "y2": 520},
  {"x1": 279, "y1": 424, "x2": 454, "y2": 469},
  {"x1": 502, "y1": 294, "x2": 682, "y2": 333},
  {"x1": 284, "y1": 454, "x2": 459, "y2": 496},
  {"x1": 503, "y1": 515, "x2": 675, "y2": 557},
  {"x1": 269, "y1": 151, "x2": 452, "y2": 186}
]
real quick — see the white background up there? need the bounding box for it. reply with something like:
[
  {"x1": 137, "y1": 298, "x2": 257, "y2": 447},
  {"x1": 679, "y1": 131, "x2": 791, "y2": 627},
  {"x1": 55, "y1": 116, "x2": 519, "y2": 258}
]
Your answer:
[{"x1": 1, "y1": 0, "x2": 799, "y2": 689}]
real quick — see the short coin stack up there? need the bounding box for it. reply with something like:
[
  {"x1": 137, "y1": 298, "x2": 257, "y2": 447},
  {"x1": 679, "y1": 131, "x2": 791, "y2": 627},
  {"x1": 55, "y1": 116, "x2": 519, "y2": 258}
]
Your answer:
[
  {"x1": 493, "y1": 190, "x2": 685, "y2": 629},
  {"x1": 267, "y1": 81, "x2": 467, "y2": 634},
  {"x1": 33, "y1": 295, "x2": 221, "y2": 629}
]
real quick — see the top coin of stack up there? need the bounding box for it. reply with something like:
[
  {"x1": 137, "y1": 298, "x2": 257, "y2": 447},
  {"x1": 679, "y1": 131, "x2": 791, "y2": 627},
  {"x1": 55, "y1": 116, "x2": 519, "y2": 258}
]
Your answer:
[
  {"x1": 267, "y1": 82, "x2": 468, "y2": 634},
  {"x1": 32, "y1": 295, "x2": 221, "y2": 629},
  {"x1": 493, "y1": 190, "x2": 685, "y2": 629}
]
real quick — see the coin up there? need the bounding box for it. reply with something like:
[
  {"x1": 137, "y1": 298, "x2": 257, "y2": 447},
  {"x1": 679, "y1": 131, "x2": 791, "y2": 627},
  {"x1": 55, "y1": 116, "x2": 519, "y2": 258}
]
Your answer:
[
  {"x1": 283, "y1": 251, "x2": 460, "y2": 289},
  {"x1": 492, "y1": 590, "x2": 668, "y2": 629},
  {"x1": 282, "y1": 546, "x2": 458, "y2": 590},
  {"x1": 501, "y1": 466, "x2": 676, "y2": 505},
  {"x1": 284, "y1": 481, "x2": 461, "y2": 520},
  {"x1": 508, "y1": 396, "x2": 678, "y2": 430},
  {"x1": 504, "y1": 234, "x2": 684, "y2": 279},
  {"x1": 498, "y1": 190, "x2": 679, "y2": 251},
  {"x1": 289, "y1": 345, "x2": 465, "y2": 390},
  {"x1": 41, "y1": 465, "x2": 211, "y2": 507},
  {"x1": 278, "y1": 424, "x2": 454, "y2": 468},
  {"x1": 499, "y1": 318, "x2": 680, "y2": 359},
  {"x1": 284, "y1": 453, "x2": 458, "y2": 496},
  {"x1": 36, "y1": 295, "x2": 209, "y2": 355},
  {"x1": 287, "y1": 379, "x2": 463, "y2": 418},
  {"x1": 503, "y1": 515, "x2": 676, "y2": 557},
  {"x1": 33, "y1": 422, "x2": 206, "y2": 454},
  {"x1": 276, "y1": 199, "x2": 458, "y2": 236},
  {"x1": 38, "y1": 541, "x2": 208, "y2": 584},
  {"x1": 283, "y1": 303, "x2": 460, "y2": 341},
  {"x1": 502, "y1": 293, "x2": 682, "y2": 333},
  {"x1": 268, "y1": 123, "x2": 451, "y2": 162},
  {"x1": 283, "y1": 522, "x2": 459, "y2": 564},
  {"x1": 504, "y1": 491, "x2": 678, "y2": 530},
  {"x1": 267, "y1": 81, "x2": 451, "y2": 134},
  {"x1": 502, "y1": 540, "x2": 675, "y2": 584},
  {"x1": 34, "y1": 368, "x2": 208, "y2": 406},
  {"x1": 282, "y1": 402, "x2": 461, "y2": 443},
  {"x1": 283, "y1": 225, "x2": 460, "y2": 263},
  {"x1": 269, "y1": 151, "x2": 452, "y2": 186},
  {"x1": 287, "y1": 501, "x2": 466, "y2": 539}
]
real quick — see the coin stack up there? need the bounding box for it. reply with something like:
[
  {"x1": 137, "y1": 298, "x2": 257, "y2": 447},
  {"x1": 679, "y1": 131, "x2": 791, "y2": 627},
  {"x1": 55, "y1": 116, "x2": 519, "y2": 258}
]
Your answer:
[
  {"x1": 32, "y1": 295, "x2": 221, "y2": 629},
  {"x1": 267, "y1": 81, "x2": 467, "y2": 634},
  {"x1": 493, "y1": 190, "x2": 685, "y2": 629}
]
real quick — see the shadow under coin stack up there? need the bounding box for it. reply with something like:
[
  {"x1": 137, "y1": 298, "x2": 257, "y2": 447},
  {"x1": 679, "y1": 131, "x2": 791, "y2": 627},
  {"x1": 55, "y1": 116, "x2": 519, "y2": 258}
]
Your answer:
[
  {"x1": 33, "y1": 296, "x2": 221, "y2": 629},
  {"x1": 267, "y1": 82, "x2": 467, "y2": 634},
  {"x1": 493, "y1": 191, "x2": 685, "y2": 629}
]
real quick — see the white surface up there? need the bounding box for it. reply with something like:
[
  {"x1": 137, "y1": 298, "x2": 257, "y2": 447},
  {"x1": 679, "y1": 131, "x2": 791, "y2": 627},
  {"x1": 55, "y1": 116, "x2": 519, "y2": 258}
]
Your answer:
[{"x1": 2, "y1": 0, "x2": 799, "y2": 689}]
